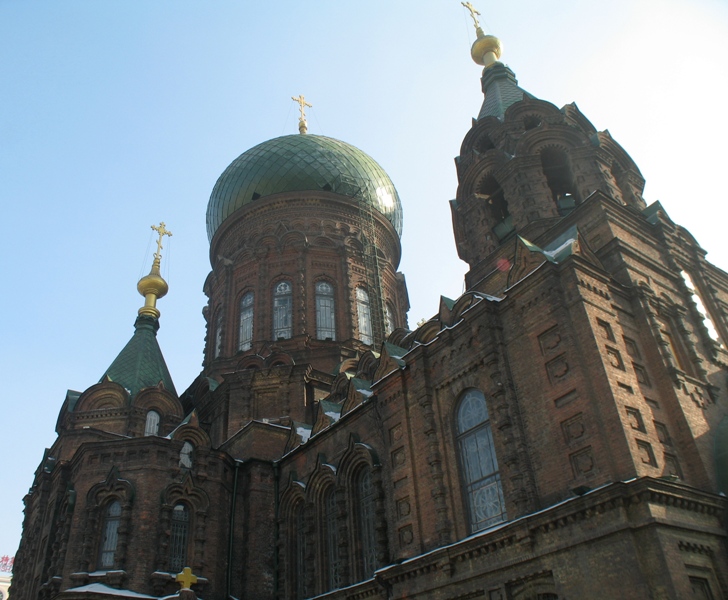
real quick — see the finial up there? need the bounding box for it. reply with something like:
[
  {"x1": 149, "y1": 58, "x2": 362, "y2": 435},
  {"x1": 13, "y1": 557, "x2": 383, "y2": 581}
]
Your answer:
[
  {"x1": 175, "y1": 567, "x2": 198, "y2": 591},
  {"x1": 461, "y1": 2, "x2": 502, "y2": 69},
  {"x1": 137, "y1": 222, "x2": 172, "y2": 319},
  {"x1": 291, "y1": 94, "x2": 312, "y2": 134}
]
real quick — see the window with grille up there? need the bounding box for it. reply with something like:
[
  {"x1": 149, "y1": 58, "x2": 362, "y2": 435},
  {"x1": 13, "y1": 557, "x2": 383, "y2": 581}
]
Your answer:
[
  {"x1": 323, "y1": 487, "x2": 341, "y2": 590},
  {"x1": 238, "y1": 292, "x2": 254, "y2": 351},
  {"x1": 168, "y1": 504, "x2": 189, "y2": 573},
  {"x1": 144, "y1": 410, "x2": 160, "y2": 436},
  {"x1": 273, "y1": 281, "x2": 293, "y2": 339},
  {"x1": 316, "y1": 282, "x2": 336, "y2": 340},
  {"x1": 356, "y1": 469, "x2": 377, "y2": 578},
  {"x1": 456, "y1": 389, "x2": 506, "y2": 532},
  {"x1": 356, "y1": 288, "x2": 373, "y2": 345},
  {"x1": 99, "y1": 500, "x2": 121, "y2": 569}
]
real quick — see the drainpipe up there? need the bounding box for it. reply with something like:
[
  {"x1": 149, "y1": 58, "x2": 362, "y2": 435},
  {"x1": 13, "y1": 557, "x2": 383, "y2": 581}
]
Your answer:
[
  {"x1": 273, "y1": 460, "x2": 280, "y2": 598},
  {"x1": 227, "y1": 459, "x2": 242, "y2": 598}
]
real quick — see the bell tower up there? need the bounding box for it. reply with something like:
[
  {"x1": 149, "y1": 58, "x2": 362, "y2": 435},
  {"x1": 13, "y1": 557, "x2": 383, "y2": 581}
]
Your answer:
[{"x1": 451, "y1": 19, "x2": 646, "y2": 286}]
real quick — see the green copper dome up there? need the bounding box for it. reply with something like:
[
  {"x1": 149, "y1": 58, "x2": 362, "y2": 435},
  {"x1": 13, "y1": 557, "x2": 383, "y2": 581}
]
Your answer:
[{"x1": 206, "y1": 134, "x2": 403, "y2": 241}]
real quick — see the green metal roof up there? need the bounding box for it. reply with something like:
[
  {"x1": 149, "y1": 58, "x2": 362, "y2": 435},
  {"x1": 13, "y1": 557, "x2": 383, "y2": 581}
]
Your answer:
[
  {"x1": 478, "y1": 63, "x2": 533, "y2": 121},
  {"x1": 206, "y1": 134, "x2": 403, "y2": 241},
  {"x1": 100, "y1": 315, "x2": 177, "y2": 399}
]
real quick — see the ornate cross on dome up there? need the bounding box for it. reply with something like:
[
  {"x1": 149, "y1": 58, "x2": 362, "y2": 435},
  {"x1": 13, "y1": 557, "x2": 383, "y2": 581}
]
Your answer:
[
  {"x1": 291, "y1": 94, "x2": 312, "y2": 134},
  {"x1": 462, "y1": 2, "x2": 482, "y2": 31},
  {"x1": 151, "y1": 221, "x2": 172, "y2": 260}
]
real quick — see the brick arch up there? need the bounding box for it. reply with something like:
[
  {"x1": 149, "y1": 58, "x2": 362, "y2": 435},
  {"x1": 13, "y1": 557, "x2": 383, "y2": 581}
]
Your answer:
[
  {"x1": 75, "y1": 382, "x2": 128, "y2": 412},
  {"x1": 170, "y1": 424, "x2": 211, "y2": 449},
  {"x1": 456, "y1": 151, "x2": 509, "y2": 202},
  {"x1": 413, "y1": 318, "x2": 442, "y2": 344},
  {"x1": 305, "y1": 461, "x2": 337, "y2": 503},
  {"x1": 133, "y1": 387, "x2": 182, "y2": 415},
  {"x1": 514, "y1": 124, "x2": 589, "y2": 157},
  {"x1": 503, "y1": 97, "x2": 562, "y2": 126}
]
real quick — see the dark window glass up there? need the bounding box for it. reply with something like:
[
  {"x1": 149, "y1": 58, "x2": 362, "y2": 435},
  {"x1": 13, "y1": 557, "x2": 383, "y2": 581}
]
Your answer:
[
  {"x1": 239, "y1": 292, "x2": 254, "y2": 351},
  {"x1": 316, "y1": 282, "x2": 336, "y2": 340},
  {"x1": 273, "y1": 281, "x2": 293, "y2": 339},
  {"x1": 456, "y1": 389, "x2": 506, "y2": 532},
  {"x1": 356, "y1": 469, "x2": 377, "y2": 578},
  {"x1": 168, "y1": 504, "x2": 189, "y2": 573},
  {"x1": 99, "y1": 500, "x2": 121, "y2": 569}
]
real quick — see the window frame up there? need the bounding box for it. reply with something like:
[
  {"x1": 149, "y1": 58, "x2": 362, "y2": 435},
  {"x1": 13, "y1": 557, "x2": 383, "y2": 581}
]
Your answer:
[
  {"x1": 356, "y1": 287, "x2": 373, "y2": 345},
  {"x1": 315, "y1": 281, "x2": 336, "y2": 341},
  {"x1": 273, "y1": 280, "x2": 293, "y2": 340},
  {"x1": 455, "y1": 388, "x2": 506, "y2": 533},
  {"x1": 238, "y1": 291, "x2": 255, "y2": 351}
]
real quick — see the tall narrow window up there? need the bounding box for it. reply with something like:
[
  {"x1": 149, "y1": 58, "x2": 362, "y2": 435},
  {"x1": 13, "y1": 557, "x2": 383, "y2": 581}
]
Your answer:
[
  {"x1": 214, "y1": 313, "x2": 223, "y2": 358},
  {"x1": 456, "y1": 389, "x2": 506, "y2": 532},
  {"x1": 356, "y1": 468, "x2": 377, "y2": 578},
  {"x1": 293, "y1": 502, "x2": 306, "y2": 599},
  {"x1": 273, "y1": 281, "x2": 293, "y2": 339},
  {"x1": 384, "y1": 302, "x2": 395, "y2": 337},
  {"x1": 238, "y1": 292, "x2": 254, "y2": 351},
  {"x1": 168, "y1": 504, "x2": 189, "y2": 573},
  {"x1": 316, "y1": 281, "x2": 336, "y2": 340},
  {"x1": 144, "y1": 410, "x2": 160, "y2": 436},
  {"x1": 356, "y1": 288, "x2": 373, "y2": 345},
  {"x1": 99, "y1": 500, "x2": 122, "y2": 569},
  {"x1": 323, "y1": 487, "x2": 341, "y2": 591}
]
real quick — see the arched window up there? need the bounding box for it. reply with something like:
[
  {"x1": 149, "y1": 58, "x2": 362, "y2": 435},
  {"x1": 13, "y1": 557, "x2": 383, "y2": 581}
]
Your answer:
[
  {"x1": 98, "y1": 500, "x2": 122, "y2": 569},
  {"x1": 168, "y1": 503, "x2": 189, "y2": 573},
  {"x1": 179, "y1": 442, "x2": 194, "y2": 470},
  {"x1": 213, "y1": 313, "x2": 223, "y2": 358},
  {"x1": 293, "y1": 502, "x2": 306, "y2": 599},
  {"x1": 316, "y1": 281, "x2": 336, "y2": 340},
  {"x1": 323, "y1": 487, "x2": 341, "y2": 591},
  {"x1": 273, "y1": 281, "x2": 293, "y2": 340},
  {"x1": 144, "y1": 410, "x2": 160, "y2": 436},
  {"x1": 355, "y1": 468, "x2": 377, "y2": 578},
  {"x1": 384, "y1": 302, "x2": 395, "y2": 337},
  {"x1": 356, "y1": 288, "x2": 373, "y2": 345},
  {"x1": 456, "y1": 389, "x2": 506, "y2": 532},
  {"x1": 238, "y1": 292, "x2": 254, "y2": 351}
]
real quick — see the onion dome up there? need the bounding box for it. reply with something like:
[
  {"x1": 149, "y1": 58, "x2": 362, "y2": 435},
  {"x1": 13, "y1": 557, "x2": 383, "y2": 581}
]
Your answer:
[{"x1": 206, "y1": 134, "x2": 403, "y2": 241}]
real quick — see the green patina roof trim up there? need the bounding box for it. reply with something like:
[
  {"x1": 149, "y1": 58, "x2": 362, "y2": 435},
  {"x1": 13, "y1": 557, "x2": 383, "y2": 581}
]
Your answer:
[
  {"x1": 207, "y1": 134, "x2": 403, "y2": 241},
  {"x1": 643, "y1": 201, "x2": 667, "y2": 225},
  {"x1": 441, "y1": 296, "x2": 456, "y2": 310},
  {"x1": 100, "y1": 315, "x2": 177, "y2": 400}
]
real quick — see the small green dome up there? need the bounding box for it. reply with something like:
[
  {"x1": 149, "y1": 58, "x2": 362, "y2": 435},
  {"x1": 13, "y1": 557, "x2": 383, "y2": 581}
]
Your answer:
[{"x1": 206, "y1": 134, "x2": 403, "y2": 241}]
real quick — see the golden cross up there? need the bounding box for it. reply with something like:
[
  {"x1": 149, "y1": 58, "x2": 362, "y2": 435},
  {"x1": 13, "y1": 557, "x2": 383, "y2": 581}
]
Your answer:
[
  {"x1": 151, "y1": 221, "x2": 173, "y2": 259},
  {"x1": 291, "y1": 94, "x2": 312, "y2": 122},
  {"x1": 175, "y1": 566, "x2": 198, "y2": 590},
  {"x1": 461, "y1": 1, "x2": 481, "y2": 30}
]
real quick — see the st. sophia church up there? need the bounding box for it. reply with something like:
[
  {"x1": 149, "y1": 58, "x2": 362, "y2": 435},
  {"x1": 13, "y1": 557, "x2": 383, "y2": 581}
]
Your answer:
[{"x1": 11, "y1": 8, "x2": 728, "y2": 600}]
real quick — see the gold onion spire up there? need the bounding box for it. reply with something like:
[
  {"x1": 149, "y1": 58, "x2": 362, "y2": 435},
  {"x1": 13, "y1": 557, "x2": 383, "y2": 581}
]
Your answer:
[
  {"x1": 137, "y1": 222, "x2": 172, "y2": 319},
  {"x1": 291, "y1": 94, "x2": 312, "y2": 134},
  {"x1": 462, "y1": 1, "x2": 502, "y2": 68}
]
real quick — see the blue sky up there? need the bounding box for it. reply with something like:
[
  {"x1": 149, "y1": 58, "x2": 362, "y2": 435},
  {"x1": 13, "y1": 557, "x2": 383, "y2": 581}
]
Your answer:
[{"x1": 1, "y1": 0, "x2": 727, "y2": 564}]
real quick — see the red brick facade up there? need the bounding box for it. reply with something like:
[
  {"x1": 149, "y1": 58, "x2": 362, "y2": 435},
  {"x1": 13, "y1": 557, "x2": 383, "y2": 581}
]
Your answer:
[{"x1": 12, "y1": 54, "x2": 728, "y2": 600}]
